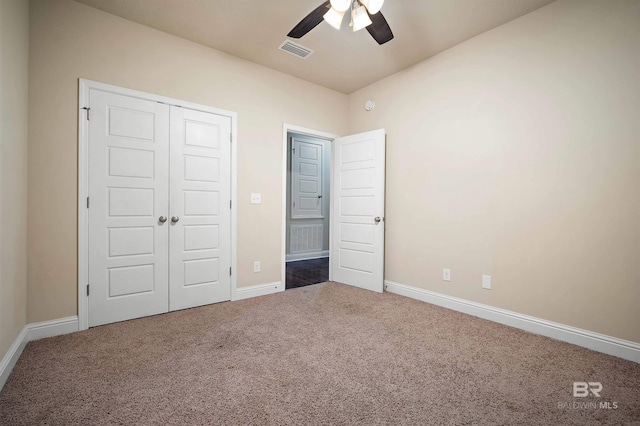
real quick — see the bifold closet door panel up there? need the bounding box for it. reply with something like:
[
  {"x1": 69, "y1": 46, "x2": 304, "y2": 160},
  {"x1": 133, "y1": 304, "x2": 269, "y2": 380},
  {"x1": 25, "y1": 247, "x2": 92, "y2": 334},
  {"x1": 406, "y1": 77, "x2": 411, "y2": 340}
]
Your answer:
[
  {"x1": 168, "y1": 106, "x2": 232, "y2": 311},
  {"x1": 88, "y1": 90, "x2": 170, "y2": 327}
]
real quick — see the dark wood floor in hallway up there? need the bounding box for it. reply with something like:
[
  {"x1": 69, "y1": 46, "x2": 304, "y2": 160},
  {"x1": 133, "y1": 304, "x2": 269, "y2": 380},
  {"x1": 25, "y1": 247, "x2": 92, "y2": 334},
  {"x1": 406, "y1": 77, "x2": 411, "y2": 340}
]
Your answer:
[{"x1": 285, "y1": 257, "x2": 329, "y2": 289}]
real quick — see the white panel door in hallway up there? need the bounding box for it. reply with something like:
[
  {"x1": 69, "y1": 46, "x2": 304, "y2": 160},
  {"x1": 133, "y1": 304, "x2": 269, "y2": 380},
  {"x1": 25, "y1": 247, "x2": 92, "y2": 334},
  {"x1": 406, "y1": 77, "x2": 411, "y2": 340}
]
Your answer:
[
  {"x1": 87, "y1": 89, "x2": 231, "y2": 327},
  {"x1": 331, "y1": 129, "x2": 386, "y2": 293},
  {"x1": 291, "y1": 138, "x2": 323, "y2": 219}
]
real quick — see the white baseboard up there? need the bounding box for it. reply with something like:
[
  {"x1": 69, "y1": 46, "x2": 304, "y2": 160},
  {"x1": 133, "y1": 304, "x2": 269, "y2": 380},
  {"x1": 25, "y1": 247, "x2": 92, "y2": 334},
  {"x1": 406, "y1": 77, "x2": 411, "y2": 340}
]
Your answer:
[
  {"x1": 0, "y1": 326, "x2": 28, "y2": 391},
  {"x1": 0, "y1": 315, "x2": 79, "y2": 391},
  {"x1": 26, "y1": 316, "x2": 79, "y2": 341},
  {"x1": 232, "y1": 281, "x2": 283, "y2": 301},
  {"x1": 286, "y1": 251, "x2": 329, "y2": 262},
  {"x1": 384, "y1": 280, "x2": 640, "y2": 364}
]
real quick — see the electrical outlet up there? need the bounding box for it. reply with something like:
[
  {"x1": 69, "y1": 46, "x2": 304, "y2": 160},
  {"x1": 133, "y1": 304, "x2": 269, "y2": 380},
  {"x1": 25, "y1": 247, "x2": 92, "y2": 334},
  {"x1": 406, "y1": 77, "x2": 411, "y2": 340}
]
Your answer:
[
  {"x1": 250, "y1": 193, "x2": 261, "y2": 204},
  {"x1": 253, "y1": 261, "x2": 261, "y2": 273},
  {"x1": 482, "y1": 275, "x2": 492, "y2": 290},
  {"x1": 443, "y1": 268, "x2": 451, "y2": 282}
]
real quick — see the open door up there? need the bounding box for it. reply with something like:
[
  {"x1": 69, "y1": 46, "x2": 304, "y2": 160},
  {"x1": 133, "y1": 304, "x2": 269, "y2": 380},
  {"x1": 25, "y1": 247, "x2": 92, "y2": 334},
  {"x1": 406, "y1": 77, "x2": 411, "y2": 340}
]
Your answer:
[{"x1": 330, "y1": 129, "x2": 385, "y2": 293}]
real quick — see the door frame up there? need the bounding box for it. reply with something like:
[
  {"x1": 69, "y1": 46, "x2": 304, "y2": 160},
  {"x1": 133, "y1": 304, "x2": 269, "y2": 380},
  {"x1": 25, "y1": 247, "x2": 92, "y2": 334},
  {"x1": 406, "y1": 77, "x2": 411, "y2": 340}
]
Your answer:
[
  {"x1": 78, "y1": 79, "x2": 238, "y2": 331},
  {"x1": 281, "y1": 124, "x2": 338, "y2": 288}
]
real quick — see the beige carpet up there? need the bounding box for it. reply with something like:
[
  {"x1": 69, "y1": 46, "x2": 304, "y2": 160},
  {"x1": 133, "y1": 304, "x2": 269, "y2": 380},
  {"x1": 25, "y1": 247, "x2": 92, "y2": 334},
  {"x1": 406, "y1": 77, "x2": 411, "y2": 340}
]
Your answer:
[{"x1": 1, "y1": 282, "x2": 638, "y2": 425}]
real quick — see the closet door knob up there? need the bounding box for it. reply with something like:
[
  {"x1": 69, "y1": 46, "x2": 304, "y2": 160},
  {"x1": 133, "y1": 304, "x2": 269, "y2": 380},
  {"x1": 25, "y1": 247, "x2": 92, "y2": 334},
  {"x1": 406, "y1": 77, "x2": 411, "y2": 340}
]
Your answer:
[
  {"x1": 171, "y1": 216, "x2": 180, "y2": 223},
  {"x1": 158, "y1": 216, "x2": 167, "y2": 223}
]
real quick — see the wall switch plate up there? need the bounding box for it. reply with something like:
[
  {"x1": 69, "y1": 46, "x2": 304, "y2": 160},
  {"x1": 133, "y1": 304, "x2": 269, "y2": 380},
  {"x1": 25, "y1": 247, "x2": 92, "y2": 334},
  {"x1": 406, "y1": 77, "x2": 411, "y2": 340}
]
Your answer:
[
  {"x1": 443, "y1": 268, "x2": 451, "y2": 282},
  {"x1": 482, "y1": 275, "x2": 492, "y2": 289},
  {"x1": 250, "y1": 193, "x2": 261, "y2": 204},
  {"x1": 253, "y1": 261, "x2": 261, "y2": 273}
]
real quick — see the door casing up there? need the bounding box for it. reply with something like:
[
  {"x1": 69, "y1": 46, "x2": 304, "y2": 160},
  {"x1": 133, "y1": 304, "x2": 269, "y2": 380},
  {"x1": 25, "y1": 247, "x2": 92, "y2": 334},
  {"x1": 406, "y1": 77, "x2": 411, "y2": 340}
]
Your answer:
[{"x1": 78, "y1": 79, "x2": 238, "y2": 331}]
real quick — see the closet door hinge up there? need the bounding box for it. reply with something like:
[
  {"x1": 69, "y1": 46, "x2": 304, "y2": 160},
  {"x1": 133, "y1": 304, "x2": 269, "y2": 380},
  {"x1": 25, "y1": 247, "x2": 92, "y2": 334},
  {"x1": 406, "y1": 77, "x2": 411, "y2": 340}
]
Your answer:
[
  {"x1": 86, "y1": 284, "x2": 90, "y2": 296},
  {"x1": 229, "y1": 267, "x2": 232, "y2": 276},
  {"x1": 82, "y1": 107, "x2": 91, "y2": 121},
  {"x1": 230, "y1": 133, "x2": 232, "y2": 143},
  {"x1": 230, "y1": 200, "x2": 232, "y2": 209},
  {"x1": 86, "y1": 197, "x2": 90, "y2": 208}
]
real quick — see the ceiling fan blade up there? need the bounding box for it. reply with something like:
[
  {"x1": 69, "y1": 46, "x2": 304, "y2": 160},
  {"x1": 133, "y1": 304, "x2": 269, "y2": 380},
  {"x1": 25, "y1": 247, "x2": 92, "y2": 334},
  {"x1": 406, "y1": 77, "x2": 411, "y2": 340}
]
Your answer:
[
  {"x1": 366, "y1": 11, "x2": 394, "y2": 45},
  {"x1": 287, "y1": 1, "x2": 331, "y2": 39}
]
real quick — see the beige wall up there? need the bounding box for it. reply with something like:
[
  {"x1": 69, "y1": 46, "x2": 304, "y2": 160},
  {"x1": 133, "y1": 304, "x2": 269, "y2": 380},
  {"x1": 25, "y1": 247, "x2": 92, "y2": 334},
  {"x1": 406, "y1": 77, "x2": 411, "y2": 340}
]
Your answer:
[
  {"x1": 0, "y1": 0, "x2": 29, "y2": 358},
  {"x1": 27, "y1": 0, "x2": 348, "y2": 323},
  {"x1": 349, "y1": 0, "x2": 640, "y2": 343},
  {"x1": 24, "y1": 0, "x2": 640, "y2": 345}
]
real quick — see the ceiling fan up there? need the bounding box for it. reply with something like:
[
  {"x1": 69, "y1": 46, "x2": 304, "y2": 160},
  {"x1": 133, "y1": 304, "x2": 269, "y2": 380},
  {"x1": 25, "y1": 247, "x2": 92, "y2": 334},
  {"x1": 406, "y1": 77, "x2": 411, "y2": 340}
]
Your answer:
[{"x1": 287, "y1": 0, "x2": 394, "y2": 45}]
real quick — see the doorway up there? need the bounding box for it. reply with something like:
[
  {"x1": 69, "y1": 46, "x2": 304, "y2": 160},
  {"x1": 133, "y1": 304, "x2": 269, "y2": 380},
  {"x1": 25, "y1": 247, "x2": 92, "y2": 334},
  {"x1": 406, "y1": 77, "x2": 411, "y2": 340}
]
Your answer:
[
  {"x1": 281, "y1": 124, "x2": 387, "y2": 294},
  {"x1": 285, "y1": 131, "x2": 331, "y2": 289}
]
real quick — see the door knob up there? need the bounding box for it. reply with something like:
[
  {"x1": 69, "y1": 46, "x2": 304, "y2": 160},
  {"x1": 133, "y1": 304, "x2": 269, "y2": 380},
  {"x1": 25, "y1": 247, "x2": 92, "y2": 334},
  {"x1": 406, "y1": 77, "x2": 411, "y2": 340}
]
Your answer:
[
  {"x1": 317, "y1": 195, "x2": 322, "y2": 199},
  {"x1": 171, "y1": 216, "x2": 180, "y2": 223},
  {"x1": 374, "y1": 216, "x2": 382, "y2": 223},
  {"x1": 158, "y1": 216, "x2": 167, "y2": 223}
]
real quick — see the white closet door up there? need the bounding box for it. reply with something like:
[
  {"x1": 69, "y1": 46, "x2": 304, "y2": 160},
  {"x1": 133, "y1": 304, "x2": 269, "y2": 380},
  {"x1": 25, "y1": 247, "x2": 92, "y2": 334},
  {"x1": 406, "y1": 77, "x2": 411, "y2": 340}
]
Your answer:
[
  {"x1": 331, "y1": 129, "x2": 386, "y2": 293},
  {"x1": 88, "y1": 90, "x2": 170, "y2": 327},
  {"x1": 169, "y1": 107, "x2": 231, "y2": 310}
]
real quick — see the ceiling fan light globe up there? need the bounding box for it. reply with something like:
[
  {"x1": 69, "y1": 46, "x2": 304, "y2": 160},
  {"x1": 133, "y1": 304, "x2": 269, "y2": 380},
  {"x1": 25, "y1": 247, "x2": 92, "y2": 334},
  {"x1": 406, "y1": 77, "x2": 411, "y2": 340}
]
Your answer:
[
  {"x1": 360, "y1": 0, "x2": 384, "y2": 15},
  {"x1": 323, "y1": 7, "x2": 345, "y2": 30},
  {"x1": 329, "y1": 0, "x2": 351, "y2": 13},
  {"x1": 352, "y1": 5, "x2": 372, "y2": 32}
]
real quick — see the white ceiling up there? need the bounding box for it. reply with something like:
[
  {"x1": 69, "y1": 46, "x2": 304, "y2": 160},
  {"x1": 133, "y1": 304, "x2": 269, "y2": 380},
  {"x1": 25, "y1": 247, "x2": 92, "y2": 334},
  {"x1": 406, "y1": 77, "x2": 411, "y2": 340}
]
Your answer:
[{"x1": 74, "y1": 0, "x2": 555, "y2": 94}]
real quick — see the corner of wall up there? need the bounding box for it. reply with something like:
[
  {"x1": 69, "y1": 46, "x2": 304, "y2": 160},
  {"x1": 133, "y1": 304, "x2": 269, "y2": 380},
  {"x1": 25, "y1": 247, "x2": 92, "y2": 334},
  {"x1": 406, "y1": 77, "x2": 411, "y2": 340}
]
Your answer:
[{"x1": 0, "y1": 0, "x2": 29, "y2": 366}]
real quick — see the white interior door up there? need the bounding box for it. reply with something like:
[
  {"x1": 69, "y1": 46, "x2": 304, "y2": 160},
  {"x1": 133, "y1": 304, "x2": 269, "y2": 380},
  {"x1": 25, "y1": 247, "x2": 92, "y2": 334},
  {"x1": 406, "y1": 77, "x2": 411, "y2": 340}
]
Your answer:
[
  {"x1": 88, "y1": 90, "x2": 170, "y2": 327},
  {"x1": 169, "y1": 107, "x2": 231, "y2": 310},
  {"x1": 331, "y1": 129, "x2": 386, "y2": 293},
  {"x1": 291, "y1": 138, "x2": 323, "y2": 219}
]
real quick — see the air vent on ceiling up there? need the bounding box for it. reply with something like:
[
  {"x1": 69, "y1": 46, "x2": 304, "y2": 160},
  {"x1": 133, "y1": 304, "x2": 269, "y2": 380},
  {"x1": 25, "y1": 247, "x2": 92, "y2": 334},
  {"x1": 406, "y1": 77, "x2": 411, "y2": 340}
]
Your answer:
[{"x1": 278, "y1": 40, "x2": 314, "y2": 59}]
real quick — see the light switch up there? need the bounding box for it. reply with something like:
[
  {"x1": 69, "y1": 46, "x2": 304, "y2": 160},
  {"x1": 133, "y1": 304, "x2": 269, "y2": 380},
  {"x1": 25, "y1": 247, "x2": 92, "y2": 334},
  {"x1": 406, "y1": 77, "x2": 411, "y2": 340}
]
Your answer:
[
  {"x1": 482, "y1": 275, "x2": 492, "y2": 290},
  {"x1": 250, "y1": 193, "x2": 261, "y2": 204},
  {"x1": 443, "y1": 268, "x2": 451, "y2": 282}
]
